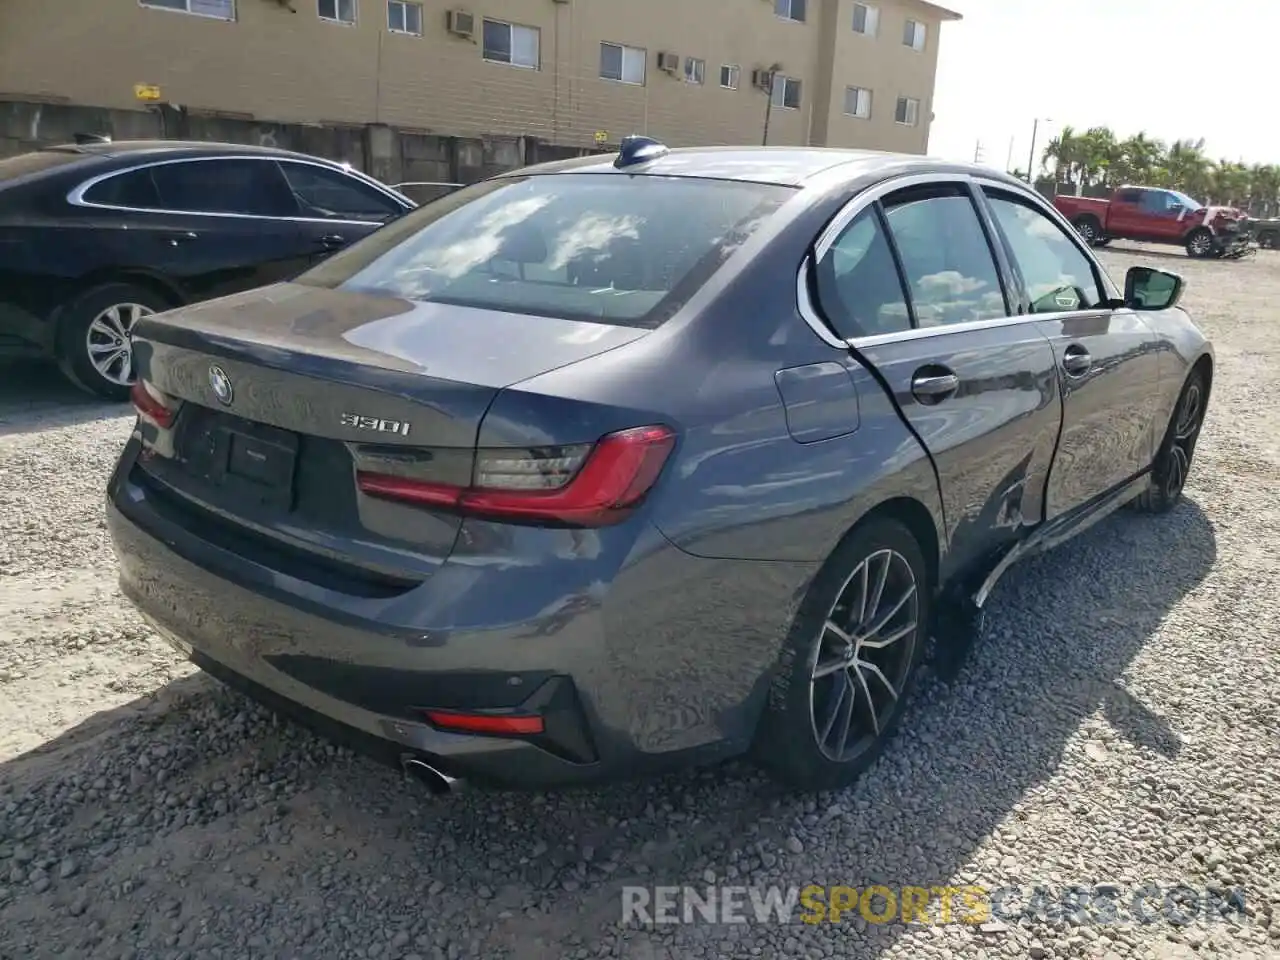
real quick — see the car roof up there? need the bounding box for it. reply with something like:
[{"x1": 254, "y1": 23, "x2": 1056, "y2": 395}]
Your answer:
[
  {"x1": 502, "y1": 146, "x2": 1026, "y2": 190},
  {"x1": 41, "y1": 139, "x2": 330, "y2": 162}
]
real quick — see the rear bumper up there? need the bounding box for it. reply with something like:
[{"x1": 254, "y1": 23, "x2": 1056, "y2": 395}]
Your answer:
[{"x1": 107, "y1": 436, "x2": 815, "y2": 788}]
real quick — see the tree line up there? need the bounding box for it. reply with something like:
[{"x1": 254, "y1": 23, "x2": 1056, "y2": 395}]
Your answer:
[{"x1": 1020, "y1": 125, "x2": 1280, "y2": 216}]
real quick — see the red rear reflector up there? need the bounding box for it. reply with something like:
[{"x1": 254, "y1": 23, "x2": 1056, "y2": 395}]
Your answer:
[
  {"x1": 129, "y1": 380, "x2": 175, "y2": 429},
  {"x1": 422, "y1": 710, "x2": 545, "y2": 736},
  {"x1": 357, "y1": 424, "x2": 676, "y2": 527}
]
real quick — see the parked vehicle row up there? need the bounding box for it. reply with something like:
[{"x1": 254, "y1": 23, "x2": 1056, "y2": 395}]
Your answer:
[
  {"x1": 1053, "y1": 185, "x2": 1252, "y2": 259},
  {"x1": 0, "y1": 140, "x2": 415, "y2": 398},
  {"x1": 108, "y1": 139, "x2": 1214, "y2": 793}
]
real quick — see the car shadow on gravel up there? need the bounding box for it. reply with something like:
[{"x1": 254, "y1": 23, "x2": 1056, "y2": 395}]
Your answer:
[
  {"x1": 0, "y1": 498, "x2": 1217, "y2": 959},
  {"x1": 0, "y1": 361, "x2": 127, "y2": 436}
]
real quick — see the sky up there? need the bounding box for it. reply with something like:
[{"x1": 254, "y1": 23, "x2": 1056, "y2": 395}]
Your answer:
[{"x1": 927, "y1": 0, "x2": 1277, "y2": 174}]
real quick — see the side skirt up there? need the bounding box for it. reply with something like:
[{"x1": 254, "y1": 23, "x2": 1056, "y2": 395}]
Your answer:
[{"x1": 928, "y1": 470, "x2": 1150, "y2": 681}]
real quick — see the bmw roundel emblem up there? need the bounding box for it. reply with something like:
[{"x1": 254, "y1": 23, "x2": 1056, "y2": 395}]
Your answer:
[{"x1": 209, "y1": 365, "x2": 233, "y2": 406}]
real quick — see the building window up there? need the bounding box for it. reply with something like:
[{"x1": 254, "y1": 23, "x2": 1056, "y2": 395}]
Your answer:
[
  {"x1": 903, "y1": 19, "x2": 927, "y2": 51},
  {"x1": 852, "y1": 3, "x2": 879, "y2": 35},
  {"x1": 844, "y1": 86, "x2": 872, "y2": 119},
  {"x1": 720, "y1": 65, "x2": 740, "y2": 89},
  {"x1": 483, "y1": 20, "x2": 540, "y2": 68},
  {"x1": 140, "y1": 0, "x2": 235, "y2": 20},
  {"x1": 771, "y1": 76, "x2": 802, "y2": 110},
  {"x1": 775, "y1": 0, "x2": 806, "y2": 22},
  {"x1": 318, "y1": 0, "x2": 355, "y2": 24},
  {"x1": 684, "y1": 57, "x2": 706, "y2": 84},
  {"x1": 386, "y1": 0, "x2": 420, "y2": 35},
  {"x1": 895, "y1": 96, "x2": 920, "y2": 125},
  {"x1": 600, "y1": 42, "x2": 646, "y2": 85}
]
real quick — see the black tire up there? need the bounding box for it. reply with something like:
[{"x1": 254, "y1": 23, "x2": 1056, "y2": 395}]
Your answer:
[
  {"x1": 1184, "y1": 227, "x2": 1215, "y2": 259},
  {"x1": 1094, "y1": 237, "x2": 1112, "y2": 247},
  {"x1": 1072, "y1": 216, "x2": 1103, "y2": 247},
  {"x1": 752, "y1": 516, "x2": 931, "y2": 792},
  {"x1": 55, "y1": 283, "x2": 172, "y2": 401},
  {"x1": 1258, "y1": 230, "x2": 1277, "y2": 250},
  {"x1": 1133, "y1": 370, "x2": 1206, "y2": 514}
]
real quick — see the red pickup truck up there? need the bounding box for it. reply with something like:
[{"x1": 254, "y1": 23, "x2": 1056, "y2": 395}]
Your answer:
[{"x1": 1054, "y1": 186, "x2": 1251, "y2": 258}]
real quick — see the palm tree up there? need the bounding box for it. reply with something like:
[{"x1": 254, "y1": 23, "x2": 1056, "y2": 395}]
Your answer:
[
  {"x1": 1248, "y1": 164, "x2": 1280, "y2": 216},
  {"x1": 1209, "y1": 161, "x2": 1251, "y2": 207},
  {"x1": 1035, "y1": 124, "x2": 1280, "y2": 213},
  {"x1": 1118, "y1": 132, "x2": 1166, "y2": 186},
  {"x1": 1166, "y1": 138, "x2": 1213, "y2": 203},
  {"x1": 1077, "y1": 126, "x2": 1118, "y2": 188},
  {"x1": 1042, "y1": 125, "x2": 1080, "y2": 187}
]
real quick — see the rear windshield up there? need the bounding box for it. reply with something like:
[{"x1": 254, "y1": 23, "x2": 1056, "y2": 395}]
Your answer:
[
  {"x1": 0, "y1": 151, "x2": 85, "y2": 183},
  {"x1": 294, "y1": 173, "x2": 793, "y2": 328}
]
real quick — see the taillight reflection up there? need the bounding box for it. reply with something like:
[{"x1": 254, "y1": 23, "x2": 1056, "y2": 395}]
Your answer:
[{"x1": 129, "y1": 380, "x2": 176, "y2": 429}]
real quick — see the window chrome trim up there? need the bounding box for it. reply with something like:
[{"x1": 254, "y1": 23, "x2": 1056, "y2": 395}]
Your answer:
[
  {"x1": 66, "y1": 154, "x2": 414, "y2": 226},
  {"x1": 796, "y1": 170, "x2": 1125, "y2": 350}
]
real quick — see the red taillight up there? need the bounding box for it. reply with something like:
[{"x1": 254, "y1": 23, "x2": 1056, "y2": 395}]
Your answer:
[
  {"x1": 356, "y1": 424, "x2": 676, "y2": 527},
  {"x1": 422, "y1": 710, "x2": 545, "y2": 736},
  {"x1": 129, "y1": 380, "x2": 175, "y2": 429}
]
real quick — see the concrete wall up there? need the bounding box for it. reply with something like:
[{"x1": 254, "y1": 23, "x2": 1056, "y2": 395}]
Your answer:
[{"x1": 0, "y1": 98, "x2": 601, "y2": 192}]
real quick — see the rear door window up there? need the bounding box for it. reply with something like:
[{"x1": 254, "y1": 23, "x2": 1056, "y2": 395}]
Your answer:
[
  {"x1": 149, "y1": 159, "x2": 298, "y2": 217},
  {"x1": 813, "y1": 208, "x2": 911, "y2": 338},
  {"x1": 294, "y1": 173, "x2": 793, "y2": 327},
  {"x1": 82, "y1": 168, "x2": 163, "y2": 208},
  {"x1": 277, "y1": 161, "x2": 404, "y2": 221},
  {"x1": 881, "y1": 184, "x2": 1009, "y2": 327}
]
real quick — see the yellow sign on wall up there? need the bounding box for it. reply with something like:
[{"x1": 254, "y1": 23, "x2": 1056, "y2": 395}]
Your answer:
[
  {"x1": 593, "y1": 130, "x2": 609, "y2": 144},
  {"x1": 133, "y1": 84, "x2": 162, "y2": 102}
]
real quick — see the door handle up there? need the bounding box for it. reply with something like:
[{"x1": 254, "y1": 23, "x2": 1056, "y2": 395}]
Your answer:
[
  {"x1": 910, "y1": 369, "x2": 960, "y2": 404},
  {"x1": 1063, "y1": 345, "x2": 1092, "y2": 376},
  {"x1": 317, "y1": 234, "x2": 347, "y2": 249}
]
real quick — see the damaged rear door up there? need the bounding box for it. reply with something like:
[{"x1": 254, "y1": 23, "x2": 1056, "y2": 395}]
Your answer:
[{"x1": 811, "y1": 177, "x2": 1062, "y2": 580}]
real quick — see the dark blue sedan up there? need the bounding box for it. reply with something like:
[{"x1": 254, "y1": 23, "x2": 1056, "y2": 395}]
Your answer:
[{"x1": 107, "y1": 137, "x2": 1213, "y2": 793}]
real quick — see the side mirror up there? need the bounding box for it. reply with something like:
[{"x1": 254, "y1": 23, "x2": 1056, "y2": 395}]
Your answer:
[{"x1": 1124, "y1": 265, "x2": 1184, "y2": 311}]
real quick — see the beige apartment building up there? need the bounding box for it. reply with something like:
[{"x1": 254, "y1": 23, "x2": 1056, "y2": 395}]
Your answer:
[{"x1": 0, "y1": 0, "x2": 959, "y2": 154}]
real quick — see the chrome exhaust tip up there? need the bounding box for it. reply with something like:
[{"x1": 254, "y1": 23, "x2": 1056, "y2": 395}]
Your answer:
[{"x1": 401, "y1": 756, "x2": 461, "y2": 796}]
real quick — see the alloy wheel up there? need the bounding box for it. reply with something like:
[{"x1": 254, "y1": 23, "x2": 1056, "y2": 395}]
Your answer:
[
  {"x1": 1166, "y1": 381, "x2": 1204, "y2": 498},
  {"x1": 1190, "y1": 234, "x2": 1212, "y2": 256},
  {"x1": 1077, "y1": 222, "x2": 1096, "y2": 244},
  {"x1": 85, "y1": 303, "x2": 154, "y2": 386},
  {"x1": 809, "y1": 548, "x2": 919, "y2": 763}
]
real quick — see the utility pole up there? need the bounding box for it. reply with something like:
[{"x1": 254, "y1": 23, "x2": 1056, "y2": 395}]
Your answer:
[
  {"x1": 973, "y1": 139, "x2": 984, "y2": 163},
  {"x1": 1026, "y1": 117, "x2": 1051, "y2": 184},
  {"x1": 761, "y1": 63, "x2": 782, "y2": 146},
  {"x1": 1006, "y1": 136, "x2": 1015, "y2": 173}
]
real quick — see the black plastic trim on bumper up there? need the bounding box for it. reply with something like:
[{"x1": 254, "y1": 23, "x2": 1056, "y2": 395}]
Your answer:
[{"x1": 187, "y1": 648, "x2": 604, "y2": 789}]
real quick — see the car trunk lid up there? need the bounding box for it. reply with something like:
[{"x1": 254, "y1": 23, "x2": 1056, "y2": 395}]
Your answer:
[{"x1": 127, "y1": 283, "x2": 649, "y2": 586}]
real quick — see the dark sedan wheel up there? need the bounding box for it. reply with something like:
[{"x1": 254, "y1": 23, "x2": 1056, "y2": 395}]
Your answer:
[
  {"x1": 1135, "y1": 371, "x2": 1206, "y2": 513},
  {"x1": 1259, "y1": 231, "x2": 1278, "y2": 250},
  {"x1": 57, "y1": 283, "x2": 170, "y2": 401},
  {"x1": 753, "y1": 517, "x2": 929, "y2": 791}
]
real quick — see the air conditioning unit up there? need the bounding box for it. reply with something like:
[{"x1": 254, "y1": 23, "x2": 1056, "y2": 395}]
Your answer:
[
  {"x1": 657, "y1": 52, "x2": 680, "y2": 73},
  {"x1": 446, "y1": 9, "x2": 475, "y2": 38},
  {"x1": 751, "y1": 69, "x2": 773, "y2": 90}
]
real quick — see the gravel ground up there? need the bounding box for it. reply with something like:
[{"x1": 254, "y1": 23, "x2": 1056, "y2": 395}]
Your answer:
[{"x1": 1, "y1": 245, "x2": 1278, "y2": 960}]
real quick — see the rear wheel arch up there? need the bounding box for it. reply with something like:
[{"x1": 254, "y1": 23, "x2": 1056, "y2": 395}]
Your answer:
[
  {"x1": 53, "y1": 270, "x2": 185, "y2": 332},
  {"x1": 861, "y1": 496, "x2": 942, "y2": 597},
  {"x1": 1190, "y1": 353, "x2": 1213, "y2": 405}
]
